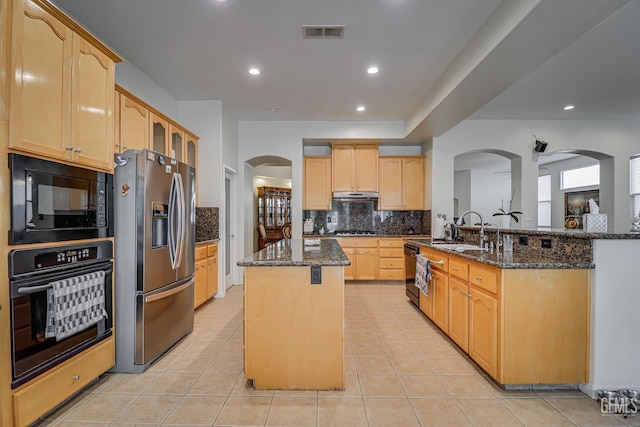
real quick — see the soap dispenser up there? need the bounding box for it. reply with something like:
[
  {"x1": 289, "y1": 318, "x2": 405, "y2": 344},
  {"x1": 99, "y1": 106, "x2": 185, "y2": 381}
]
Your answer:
[{"x1": 304, "y1": 218, "x2": 314, "y2": 234}]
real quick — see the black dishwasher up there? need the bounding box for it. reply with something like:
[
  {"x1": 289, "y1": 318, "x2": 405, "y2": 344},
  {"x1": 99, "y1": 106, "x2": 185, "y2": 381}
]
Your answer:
[{"x1": 404, "y1": 243, "x2": 420, "y2": 307}]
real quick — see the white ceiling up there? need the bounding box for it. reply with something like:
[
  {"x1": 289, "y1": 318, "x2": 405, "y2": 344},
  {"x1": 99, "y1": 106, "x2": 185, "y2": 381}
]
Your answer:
[{"x1": 52, "y1": 0, "x2": 638, "y2": 138}]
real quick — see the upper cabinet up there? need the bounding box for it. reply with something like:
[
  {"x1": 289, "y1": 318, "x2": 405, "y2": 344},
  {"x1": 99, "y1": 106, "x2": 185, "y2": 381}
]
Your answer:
[
  {"x1": 378, "y1": 156, "x2": 425, "y2": 210},
  {"x1": 332, "y1": 143, "x2": 378, "y2": 192},
  {"x1": 9, "y1": 0, "x2": 121, "y2": 172},
  {"x1": 304, "y1": 156, "x2": 332, "y2": 210},
  {"x1": 115, "y1": 85, "x2": 198, "y2": 168},
  {"x1": 115, "y1": 88, "x2": 149, "y2": 153}
]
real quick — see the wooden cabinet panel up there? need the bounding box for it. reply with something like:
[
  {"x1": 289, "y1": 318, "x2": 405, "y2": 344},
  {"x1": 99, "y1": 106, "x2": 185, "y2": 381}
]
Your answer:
[
  {"x1": 170, "y1": 125, "x2": 184, "y2": 162},
  {"x1": 403, "y1": 157, "x2": 425, "y2": 210},
  {"x1": 378, "y1": 156, "x2": 425, "y2": 210},
  {"x1": 13, "y1": 338, "x2": 114, "y2": 427},
  {"x1": 151, "y1": 113, "x2": 169, "y2": 155},
  {"x1": 378, "y1": 239, "x2": 404, "y2": 248},
  {"x1": 449, "y1": 258, "x2": 469, "y2": 281},
  {"x1": 185, "y1": 132, "x2": 198, "y2": 168},
  {"x1": 469, "y1": 264, "x2": 498, "y2": 294},
  {"x1": 378, "y1": 157, "x2": 403, "y2": 209},
  {"x1": 379, "y1": 258, "x2": 403, "y2": 269},
  {"x1": 431, "y1": 269, "x2": 449, "y2": 333},
  {"x1": 303, "y1": 156, "x2": 332, "y2": 210},
  {"x1": 206, "y1": 244, "x2": 218, "y2": 299},
  {"x1": 194, "y1": 258, "x2": 207, "y2": 308},
  {"x1": 71, "y1": 33, "x2": 114, "y2": 171},
  {"x1": 419, "y1": 285, "x2": 433, "y2": 319},
  {"x1": 116, "y1": 90, "x2": 149, "y2": 153},
  {"x1": 468, "y1": 286, "x2": 498, "y2": 378},
  {"x1": 10, "y1": 0, "x2": 72, "y2": 160},
  {"x1": 448, "y1": 278, "x2": 469, "y2": 352},
  {"x1": 342, "y1": 247, "x2": 356, "y2": 280},
  {"x1": 355, "y1": 145, "x2": 379, "y2": 191},
  {"x1": 355, "y1": 248, "x2": 378, "y2": 281},
  {"x1": 331, "y1": 144, "x2": 378, "y2": 192},
  {"x1": 332, "y1": 145, "x2": 354, "y2": 192},
  {"x1": 378, "y1": 248, "x2": 403, "y2": 258}
]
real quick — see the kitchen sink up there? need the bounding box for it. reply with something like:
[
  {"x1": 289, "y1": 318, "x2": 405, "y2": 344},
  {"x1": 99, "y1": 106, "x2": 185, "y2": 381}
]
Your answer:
[{"x1": 430, "y1": 243, "x2": 487, "y2": 252}]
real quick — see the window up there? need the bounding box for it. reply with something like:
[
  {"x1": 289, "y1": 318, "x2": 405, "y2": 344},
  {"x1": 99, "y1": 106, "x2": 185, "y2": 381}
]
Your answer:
[
  {"x1": 560, "y1": 164, "x2": 599, "y2": 190},
  {"x1": 631, "y1": 155, "x2": 640, "y2": 217},
  {"x1": 538, "y1": 174, "x2": 551, "y2": 227}
]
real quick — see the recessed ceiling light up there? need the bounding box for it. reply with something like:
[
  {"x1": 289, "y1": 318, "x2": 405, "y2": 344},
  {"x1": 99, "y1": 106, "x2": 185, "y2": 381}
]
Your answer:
[
  {"x1": 248, "y1": 67, "x2": 260, "y2": 76},
  {"x1": 267, "y1": 107, "x2": 278, "y2": 112},
  {"x1": 367, "y1": 66, "x2": 379, "y2": 75},
  {"x1": 563, "y1": 105, "x2": 575, "y2": 111},
  {"x1": 356, "y1": 105, "x2": 366, "y2": 112}
]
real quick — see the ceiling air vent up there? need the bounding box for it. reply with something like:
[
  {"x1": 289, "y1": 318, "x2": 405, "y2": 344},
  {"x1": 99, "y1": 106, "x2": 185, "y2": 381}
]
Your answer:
[{"x1": 302, "y1": 25, "x2": 345, "y2": 39}]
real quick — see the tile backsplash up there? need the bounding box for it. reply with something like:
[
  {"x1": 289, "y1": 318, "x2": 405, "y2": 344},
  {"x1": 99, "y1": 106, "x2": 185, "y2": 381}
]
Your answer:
[
  {"x1": 195, "y1": 207, "x2": 219, "y2": 242},
  {"x1": 304, "y1": 201, "x2": 431, "y2": 235}
]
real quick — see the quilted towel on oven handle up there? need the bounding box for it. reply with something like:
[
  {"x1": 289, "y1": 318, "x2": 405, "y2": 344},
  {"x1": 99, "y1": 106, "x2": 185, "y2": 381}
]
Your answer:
[
  {"x1": 45, "y1": 270, "x2": 107, "y2": 341},
  {"x1": 414, "y1": 254, "x2": 431, "y2": 297}
]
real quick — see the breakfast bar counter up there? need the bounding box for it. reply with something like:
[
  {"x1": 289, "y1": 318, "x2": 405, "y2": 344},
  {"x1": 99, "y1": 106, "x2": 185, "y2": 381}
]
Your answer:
[{"x1": 237, "y1": 239, "x2": 349, "y2": 390}]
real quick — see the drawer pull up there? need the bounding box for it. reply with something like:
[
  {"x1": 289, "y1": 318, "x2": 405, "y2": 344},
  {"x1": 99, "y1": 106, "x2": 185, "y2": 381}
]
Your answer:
[
  {"x1": 460, "y1": 290, "x2": 466, "y2": 295},
  {"x1": 73, "y1": 375, "x2": 80, "y2": 381},
  {"x1": 476, "y1": 275, "x2": 482, "y2": 281},
  {"x1": 453, "y1": 266, "x2": 459, "y2": 271}
]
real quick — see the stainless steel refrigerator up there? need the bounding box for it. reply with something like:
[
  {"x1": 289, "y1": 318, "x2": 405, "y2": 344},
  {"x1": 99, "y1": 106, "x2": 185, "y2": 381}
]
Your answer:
[{"x1": 111, "y1": 149, "x2": 195, "y2": 373}]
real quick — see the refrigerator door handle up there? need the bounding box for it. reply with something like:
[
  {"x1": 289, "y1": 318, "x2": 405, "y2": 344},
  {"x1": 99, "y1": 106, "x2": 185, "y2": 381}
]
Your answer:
[
  {"x1": 168, "y1": 172, "x2": 178, "y2": 269},
  {"x1": 174, "y1": 172, "x2": 186, "y2": 268},
  {"x1": 144, "y1": 278, "x2": 193, "y2": 303}
]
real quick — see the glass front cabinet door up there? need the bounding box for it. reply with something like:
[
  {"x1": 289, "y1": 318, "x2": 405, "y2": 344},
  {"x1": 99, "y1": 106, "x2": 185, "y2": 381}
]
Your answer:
[{"x1": 257, "y1": 186, "x2": 291, "y2": 244}]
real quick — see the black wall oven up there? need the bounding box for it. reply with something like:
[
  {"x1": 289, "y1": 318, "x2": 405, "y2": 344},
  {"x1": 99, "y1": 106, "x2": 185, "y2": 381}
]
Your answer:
[
  {"x1": 9, "y1": 154, "x2": 113, "y2": 244},
  {"x1": 8, "y1": 241, "x2": 113, "y2": 389}
]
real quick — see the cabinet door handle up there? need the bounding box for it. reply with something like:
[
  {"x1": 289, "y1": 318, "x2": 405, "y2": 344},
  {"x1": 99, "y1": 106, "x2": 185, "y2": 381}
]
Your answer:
[
  {"x1": 73, "y1": 374, "x2": 80, "y2": 380},
  {"x1": 115, "y1": 143, "x2": 121, "y2": 148},
  {"x1": 476, "y1": 275, "x2": 482, "y2": 281},
  {"x1": 467, "y1": 293, "x2": 472, "y2": 298},
  {"x1": 460, "y1": 290, "x2": 466, "y2": 295},
  {"x1": 65, "y1": 145, "x2": 73, "y2": 150},
  {"x1": 75, "y1": 148, "x2": 82, "y2": 153},
  {"x1": 453, "y1": 266, "x2": 459, "y2": 271}
]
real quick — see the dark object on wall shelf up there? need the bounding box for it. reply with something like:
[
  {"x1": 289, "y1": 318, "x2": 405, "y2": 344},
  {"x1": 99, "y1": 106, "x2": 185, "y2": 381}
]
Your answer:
[{"x1": 564, "y1": 190, "x2": 599, "y2": 229}]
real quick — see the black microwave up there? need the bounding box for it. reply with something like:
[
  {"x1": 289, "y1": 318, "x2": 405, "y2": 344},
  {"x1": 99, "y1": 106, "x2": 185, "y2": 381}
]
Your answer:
[{"x1": 9, "y1": 154, "x2": 113, "y2": 244}]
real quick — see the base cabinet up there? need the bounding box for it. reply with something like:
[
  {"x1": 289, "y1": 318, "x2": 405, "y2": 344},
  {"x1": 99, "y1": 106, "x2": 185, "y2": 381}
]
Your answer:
[
  {"x1": 416, "y1": 246, "x2": 589, "y2": 385},
  {"x1": 337, "y1": 238, "x2": 378, "y2": 281},
  {"x1": 13, "y1": 338, "x2": 115, "y2": 427},
  {"x1": 194, "y1": 242, "x2": 218, "y2": 309}
]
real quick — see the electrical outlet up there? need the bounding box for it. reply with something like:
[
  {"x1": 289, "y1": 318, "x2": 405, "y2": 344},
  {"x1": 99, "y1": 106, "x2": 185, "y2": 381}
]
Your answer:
[
  {"x1": 311, "y1": 266, "x2": 322, "y2": 284},
  {"x1": 518, "y1": 235, "x2": 529, "y2": 245},
  {"x1": 541, "y1": 239, "x2": 552, "y2": 249}
]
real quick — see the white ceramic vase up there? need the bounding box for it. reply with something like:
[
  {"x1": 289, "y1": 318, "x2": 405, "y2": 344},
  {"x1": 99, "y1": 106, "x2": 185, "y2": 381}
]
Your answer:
[{"x1": 499, "y1": 215, "x2": 511, "y2": 229}]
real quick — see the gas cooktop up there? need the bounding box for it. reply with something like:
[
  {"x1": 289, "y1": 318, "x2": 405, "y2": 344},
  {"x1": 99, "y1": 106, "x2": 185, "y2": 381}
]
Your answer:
[{"x1": 334, "y1": 230, "x2": 377, "y2": 236}]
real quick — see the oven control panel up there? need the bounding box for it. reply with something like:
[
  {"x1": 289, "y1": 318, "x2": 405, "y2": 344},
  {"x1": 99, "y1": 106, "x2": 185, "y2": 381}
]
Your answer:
[{"x1": 35, "y1": 247, "x2": 99, "y2": 269}]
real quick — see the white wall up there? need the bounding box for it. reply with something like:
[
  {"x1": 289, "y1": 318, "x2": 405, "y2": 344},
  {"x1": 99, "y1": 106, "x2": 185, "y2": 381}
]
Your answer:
[
  {"x1": 432, "y1": 119, "x2": 640, "y2": 233},
  {"x1": 454, "y1": 171, "x2": 471, "y2": 216},
  {"x1": 115, "y1": 62, "x2": 178, "y2": 119}
]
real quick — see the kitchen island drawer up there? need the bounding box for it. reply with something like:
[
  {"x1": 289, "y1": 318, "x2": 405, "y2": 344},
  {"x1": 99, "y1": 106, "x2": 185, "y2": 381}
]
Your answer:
[
  {"x1": 13, "y1": 337, "x2": 115, "y2": 427},
  {"x1": 469, "y1": 264, "x2": 498, "y2": 294},
  {"x1": 449, "y1": 258, "x2": 469, "y2": 281}
]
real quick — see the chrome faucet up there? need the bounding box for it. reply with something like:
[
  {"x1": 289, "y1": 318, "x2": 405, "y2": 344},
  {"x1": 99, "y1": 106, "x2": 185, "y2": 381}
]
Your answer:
[
  {"x1": 486, "y1": 223, "x2": 501, "y2": 252},
  {"x1": 456, "y1": 210, "x2": 486, "y2": 248}
]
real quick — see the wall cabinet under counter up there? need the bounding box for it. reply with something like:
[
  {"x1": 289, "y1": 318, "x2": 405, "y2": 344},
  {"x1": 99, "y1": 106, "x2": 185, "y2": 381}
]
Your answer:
[{"x1": 417, "y1": 246, "x2": 589, "y2": 385}]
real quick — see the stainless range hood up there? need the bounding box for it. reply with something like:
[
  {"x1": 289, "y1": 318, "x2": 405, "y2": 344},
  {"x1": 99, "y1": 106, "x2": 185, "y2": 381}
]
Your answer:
[{"x1": 332, "y1": 192, "x2": 379, "y2": 201}]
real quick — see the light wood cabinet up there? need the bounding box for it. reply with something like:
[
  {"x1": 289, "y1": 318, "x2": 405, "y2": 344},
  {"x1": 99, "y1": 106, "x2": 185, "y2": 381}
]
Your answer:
[
  {"x1": 13, "y1": 337, "x2": 114, "y2": 427},
  {"x1": 9, "y1": 0, "x2": 120, "y2": 171},
  {"x1": 194, "y1": 242, "x2": 219, "y2": 309},
  {"x1": 151, "y1": 112, "x2": 170, "y2": 155},
  {"x1": 378, "y1": 238, "x2": 404, "y2": 280},
  {"x1": 448, "y1": 277, "x2": 469, "y2": 352},
  {"x1": 431, "y1": 269, "x2": 449, "y2": 333},
  {"x1": 115, "y1": 88, "x2": 149, "y2": 153},
  {"x1": 303, "y1": 156, "x2": 332, "y2": 210},
  {"x1": 170, "y1": 124, "x2": 184, "y2": 163},
  {"x1": 337, "y1": 238, "x2": 378, "y2": 281},
  {"x1": 185, "y1": 132, "x2": 198, "y2": 168},
  {"x1": 332, "y1": 144, "x2": 378, "y2": 192},
  {"x1": 378, "y1": 156, "x2": 425, "y2": 210},
  {"x1": 258, "y1": 186, "x2": 292, "y2": 245},
  {"x1": 419, "y1": 246, "x2": 589, "y2": 385}
]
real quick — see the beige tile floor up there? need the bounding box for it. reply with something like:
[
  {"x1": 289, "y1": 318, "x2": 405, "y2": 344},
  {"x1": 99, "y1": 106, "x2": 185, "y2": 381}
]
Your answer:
[{"x1": 37, "y1": 283, "x2": 638, "y2": 427}]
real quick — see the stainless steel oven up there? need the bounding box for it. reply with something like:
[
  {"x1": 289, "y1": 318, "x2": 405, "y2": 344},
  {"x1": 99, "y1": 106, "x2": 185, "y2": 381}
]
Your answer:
[
  {"x1": 9, "y1": 154, "x2": 113, "y2": 244},
  {"x1": 8, "y1": 241, "x2": 113, "y2": 389}
]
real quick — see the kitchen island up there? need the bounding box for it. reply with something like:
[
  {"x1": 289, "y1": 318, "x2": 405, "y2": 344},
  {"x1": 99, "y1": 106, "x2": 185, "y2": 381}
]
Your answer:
[{"x1": 237, "y1": 238, "x2": 350, "y2": 390}]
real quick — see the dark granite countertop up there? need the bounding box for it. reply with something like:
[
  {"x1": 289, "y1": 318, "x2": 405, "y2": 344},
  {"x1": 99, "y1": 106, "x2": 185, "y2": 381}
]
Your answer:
[
  {"x1": 407, "y1": 239, "x2": 594, "y2": 269},
  {"x1": 237, "y1": 238, "x2": 351, "y2": 267},
  {"x1": 456, "y1": 226, "x2": 640, "y2": 240},
  {"x1": 195, "y1": 239, "x2": 220, "y2": 244},
  {"x1": 303, "y1": 234, "x2": 431, "y2": 238}
]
